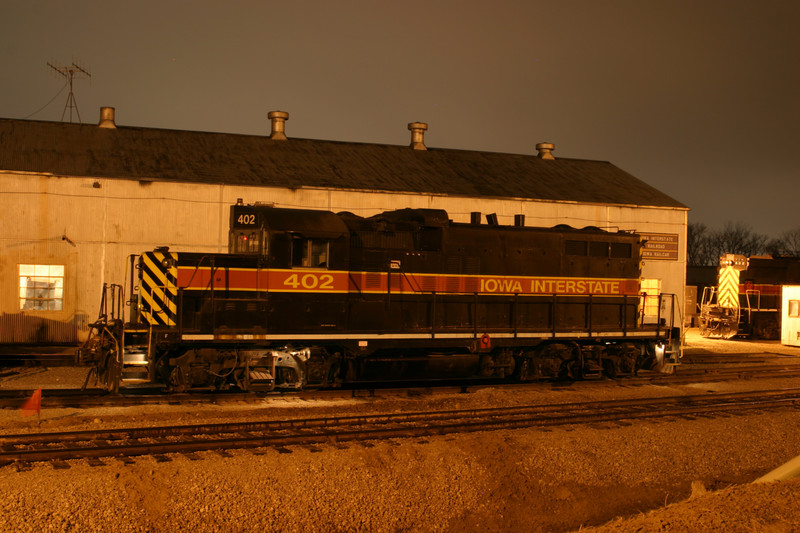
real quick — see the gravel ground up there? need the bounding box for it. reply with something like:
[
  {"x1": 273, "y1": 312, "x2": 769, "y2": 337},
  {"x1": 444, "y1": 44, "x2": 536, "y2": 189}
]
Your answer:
[{"x1": 1, "y1": 329, "x2": 799, "y2": 532}]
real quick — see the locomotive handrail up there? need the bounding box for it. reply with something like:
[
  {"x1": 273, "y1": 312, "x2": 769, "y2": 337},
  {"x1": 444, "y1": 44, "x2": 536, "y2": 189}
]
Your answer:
[
  {"x1": 623, "y1": 294, "x2": 628, "y2": 336},
  {"x1": 96, "y1": 283, "x2": 124, "y2": 324},
  {"x1": 657, "y1": 293, "x2": 682, "y2": 341},
  {"x1": 744, "y1": 289, "x2": 762, "y2": 311}
]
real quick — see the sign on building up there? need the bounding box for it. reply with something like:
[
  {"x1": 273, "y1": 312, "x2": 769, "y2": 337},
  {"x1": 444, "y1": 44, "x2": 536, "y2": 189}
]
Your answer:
[{"x1": 640, "y1": 233, "x2": 679, "y2": 261}]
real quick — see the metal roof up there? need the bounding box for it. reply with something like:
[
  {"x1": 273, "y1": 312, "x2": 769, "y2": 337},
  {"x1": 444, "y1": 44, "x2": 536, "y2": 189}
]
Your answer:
[{"x1": 0, "y1": 118, "x2": 686, "y2": 209}]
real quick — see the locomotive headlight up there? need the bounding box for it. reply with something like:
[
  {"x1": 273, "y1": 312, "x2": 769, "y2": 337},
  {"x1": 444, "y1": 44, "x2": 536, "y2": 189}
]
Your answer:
[{"x1": 654, "y1": 341, "x2": 666, "y2": 365}]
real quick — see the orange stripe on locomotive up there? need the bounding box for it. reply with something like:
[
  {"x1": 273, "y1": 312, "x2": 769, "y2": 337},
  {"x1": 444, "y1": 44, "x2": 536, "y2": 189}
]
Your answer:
[{"x1": 175, "y1": 266, "x2": 639, "y2": 296}]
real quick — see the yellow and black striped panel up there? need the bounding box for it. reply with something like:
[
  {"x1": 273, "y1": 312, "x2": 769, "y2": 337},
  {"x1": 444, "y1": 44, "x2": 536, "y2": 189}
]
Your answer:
[
  {"x1": 139, "y1": 250, "x2": 178, "y2": 326},
  {"x1": 717, "y1": 265, "x2": 740, "y2": 309},
  {"x1": 637, "y1": 237, "x2": 644, "y2": 316}
]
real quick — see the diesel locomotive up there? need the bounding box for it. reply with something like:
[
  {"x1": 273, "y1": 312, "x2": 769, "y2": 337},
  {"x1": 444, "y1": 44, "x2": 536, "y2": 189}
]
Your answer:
[
  {"x1": 699, "y1": 254, "x2": 800, "y2": 339},
  {"x1": 80, "y1": 204, "x2": 681, "y2": 392}
]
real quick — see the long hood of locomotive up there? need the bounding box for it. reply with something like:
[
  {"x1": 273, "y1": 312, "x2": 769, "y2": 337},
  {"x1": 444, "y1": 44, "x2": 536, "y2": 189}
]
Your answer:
[
  {"x1": 174, "y1": 269, "x2": 640, "y2": 295},
  {"x1": 138, "y1": 249, "x2": 641, "y2": 335},
  {"x1": 141, "y1": 253, "x2": 639, "y2": 299}
]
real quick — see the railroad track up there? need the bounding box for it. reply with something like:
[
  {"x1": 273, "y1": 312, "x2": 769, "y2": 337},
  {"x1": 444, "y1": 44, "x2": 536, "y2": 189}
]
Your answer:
[
  {"x1": 3, "y1": 388, "x2": 800, "y2": 469},
  {"x1": 646, "y1": 365, "x2": 800, "y2": 384},
  {"x1": 681, "y1": 352, "x2": 800, "y2": 365},
  {"x1": 4, "y1": 359, "x2": 800, "y2": 410}
]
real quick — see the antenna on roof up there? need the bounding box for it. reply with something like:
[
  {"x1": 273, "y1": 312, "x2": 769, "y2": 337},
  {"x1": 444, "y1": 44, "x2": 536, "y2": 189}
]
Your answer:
[{"x1": 47, "y1": 60, "x2": 91, "y2": 123}]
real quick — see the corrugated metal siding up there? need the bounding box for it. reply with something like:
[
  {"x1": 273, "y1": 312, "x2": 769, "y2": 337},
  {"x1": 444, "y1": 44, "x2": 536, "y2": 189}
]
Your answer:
[{"x1": 0, "y1": 313, "x2": 88, "y2": 344}]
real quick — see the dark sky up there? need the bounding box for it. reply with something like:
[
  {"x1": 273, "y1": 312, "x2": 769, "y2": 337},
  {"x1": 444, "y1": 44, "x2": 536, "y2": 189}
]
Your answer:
[{"x1": 3, "y1": 1, "x2": 798, "y2": 236}]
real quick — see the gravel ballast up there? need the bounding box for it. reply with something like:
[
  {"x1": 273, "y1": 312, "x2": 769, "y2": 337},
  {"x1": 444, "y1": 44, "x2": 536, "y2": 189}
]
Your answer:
[{"x1": 1, "y1": 330, "x2": 799, "y2": 532}]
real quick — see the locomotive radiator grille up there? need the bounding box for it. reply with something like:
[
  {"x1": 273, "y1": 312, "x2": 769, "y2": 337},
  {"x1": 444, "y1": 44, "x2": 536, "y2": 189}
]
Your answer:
[{"x1": 139, "y1": 251, "x2": 179, "y2": 326}]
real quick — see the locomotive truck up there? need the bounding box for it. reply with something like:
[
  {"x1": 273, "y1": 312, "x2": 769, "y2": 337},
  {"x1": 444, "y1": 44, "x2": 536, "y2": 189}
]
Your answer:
[{"x1": 79, "y1": 204, "x2": 682, "y2": 392}]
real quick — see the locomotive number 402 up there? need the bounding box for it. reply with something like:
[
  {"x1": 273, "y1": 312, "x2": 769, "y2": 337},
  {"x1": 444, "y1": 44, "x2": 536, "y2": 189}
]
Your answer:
[
  {"x1": 237, "y1": 214, "x2": 256, "y2": 225},
  {"x1": 282, "y1": 273, "x2": 335, "y2": 290}
]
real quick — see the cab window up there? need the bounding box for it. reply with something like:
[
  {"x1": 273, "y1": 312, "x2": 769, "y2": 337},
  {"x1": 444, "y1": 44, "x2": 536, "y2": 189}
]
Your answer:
[
  {"x1": 292, "y1": 237, "x2": 329, "y2": 268},
  {"x1": 232, "y1": 231, "x2": 263, "y2": 254}
]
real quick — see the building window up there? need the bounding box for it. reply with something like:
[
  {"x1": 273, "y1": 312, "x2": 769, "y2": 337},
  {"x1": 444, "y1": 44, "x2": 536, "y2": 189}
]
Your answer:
[
  {"x1": 640, "y1": 278, "x2": 662, "y2": 319},
  {"x1": 19, "y1": 264, "x2": 64, "y2": 310},
  {"x1": 789, "y1": 300, "x2": 800, "y2": 318}
]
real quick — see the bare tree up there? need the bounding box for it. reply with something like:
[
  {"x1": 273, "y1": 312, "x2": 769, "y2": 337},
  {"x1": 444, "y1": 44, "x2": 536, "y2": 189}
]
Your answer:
[
  {"x1": 773, "y1": 228, "x2": 800, "y2": 256},
  {"x1": 687, "y1": 222, "x2": 716, "y2": 266},
  {"x1": 765, "y1": 237, "x2": 785, "y2": 256},
  {"x1": 707, "y1": 222, "x2": 767, "y2": 260}
]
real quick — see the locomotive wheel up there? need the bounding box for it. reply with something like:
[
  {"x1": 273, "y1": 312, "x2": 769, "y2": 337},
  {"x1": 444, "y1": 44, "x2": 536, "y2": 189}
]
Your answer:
[
  {"x1": 478, "y1": 355, "x2": 495, "y2": 378},
  {"x1": 515, "y1": 356, "x2": 532, "y2": 381},
  {"x1": 168, "y1": 366, "x2": 187, "y2": 393},
  {"x1": 533, "y1": 354, "x2": 562, "y2": 379},
  {"x1": 602, "y1": 357, "x2": 619, "y2": 378}
]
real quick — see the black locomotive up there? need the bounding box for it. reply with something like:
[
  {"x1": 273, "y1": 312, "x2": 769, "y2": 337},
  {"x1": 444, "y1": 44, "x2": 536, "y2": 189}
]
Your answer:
[{"x1": 80, "y1": 204, "x2": 681, "y2": 392}]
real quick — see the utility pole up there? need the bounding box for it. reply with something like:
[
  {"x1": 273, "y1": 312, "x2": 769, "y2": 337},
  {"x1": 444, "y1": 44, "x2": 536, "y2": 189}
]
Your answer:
[{"x1": 47, "y1": 61, "x2": 91, "y2": 123}]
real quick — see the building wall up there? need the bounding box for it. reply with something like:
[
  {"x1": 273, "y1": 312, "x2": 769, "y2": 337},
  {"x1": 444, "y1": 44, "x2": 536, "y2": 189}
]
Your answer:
[{"x1": 1, "y1": 172, "x2": 687, "y2": 343}]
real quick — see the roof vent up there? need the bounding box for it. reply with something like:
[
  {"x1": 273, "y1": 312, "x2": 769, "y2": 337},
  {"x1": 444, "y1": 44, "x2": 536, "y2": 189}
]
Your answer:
[
  {"x1": 98, "y1": 107, "x2": 116, "y2": 129},
  {"x1": 268, "y1": 111, "x2": 289, "y2": 140},
  {"x1": 536, "y1": 142, "x2": 555, "y2": 160},
  {"x1": 408, "y1": 122, "x2": 428, "y2": 151}
]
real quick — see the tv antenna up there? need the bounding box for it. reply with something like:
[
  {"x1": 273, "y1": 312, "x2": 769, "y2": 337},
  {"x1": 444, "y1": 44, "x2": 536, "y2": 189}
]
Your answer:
[{"x1": 47, "y1": 61, "x2": 91, "y2": 123}]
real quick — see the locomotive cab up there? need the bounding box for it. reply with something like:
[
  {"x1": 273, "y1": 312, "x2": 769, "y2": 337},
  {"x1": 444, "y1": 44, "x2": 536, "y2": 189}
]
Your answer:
[{"x1": 229, "y1": 203, "x2": 349, "y2": 269}]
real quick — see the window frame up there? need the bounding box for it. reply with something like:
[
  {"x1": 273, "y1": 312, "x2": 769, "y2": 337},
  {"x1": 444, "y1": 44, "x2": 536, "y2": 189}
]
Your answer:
[
  {"x1": 291, "y1": 237, "x2": 330, "y2": 268},
  {"x1": 18, "y1": 263, "x2": 65, "y2": 311},
  {"x1": 640, "y1": 278, "x2": 662, "y2": 319},
  {"x1": 565, "y1": 240, "x2": 588, "y2": 256},
  {"x1": 231, "y1": 229, "x2": 265, "y2": 254}
]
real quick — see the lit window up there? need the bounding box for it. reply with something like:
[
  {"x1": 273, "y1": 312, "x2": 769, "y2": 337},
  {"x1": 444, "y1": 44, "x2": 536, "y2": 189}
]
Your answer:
[
  {"x1": 640, "y1": 278, "x2": 662, "y2": 318},
  {"x1": 19, "y1": 264, "x2": 64, "y2": 310},
  {"x1": 789, "y1": 300, "x2": 800, "y2": 318}
]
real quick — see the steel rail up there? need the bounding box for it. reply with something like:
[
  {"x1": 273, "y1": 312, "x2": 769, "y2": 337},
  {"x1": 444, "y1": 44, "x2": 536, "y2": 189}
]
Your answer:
[
  {"x1": 2, "y1": 389, "x2": 800, "y2": 466},
  {"x1": 4, "y1": 362, "x2": 800, "y2": 409}
]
